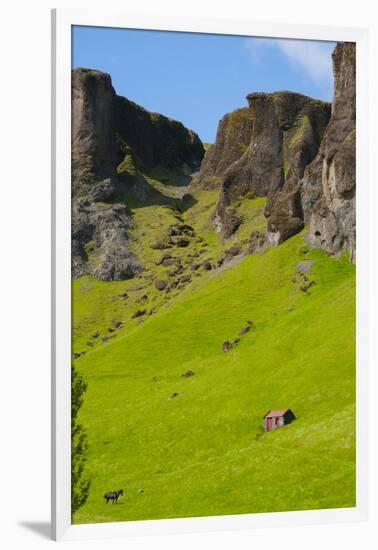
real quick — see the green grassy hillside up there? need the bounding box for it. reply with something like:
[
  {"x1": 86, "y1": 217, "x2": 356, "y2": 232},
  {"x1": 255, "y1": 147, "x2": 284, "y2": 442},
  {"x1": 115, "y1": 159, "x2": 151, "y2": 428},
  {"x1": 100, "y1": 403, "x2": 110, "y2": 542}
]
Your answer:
[{"x1": 72, "y1": 225, "x2": 355, "y2": 523}]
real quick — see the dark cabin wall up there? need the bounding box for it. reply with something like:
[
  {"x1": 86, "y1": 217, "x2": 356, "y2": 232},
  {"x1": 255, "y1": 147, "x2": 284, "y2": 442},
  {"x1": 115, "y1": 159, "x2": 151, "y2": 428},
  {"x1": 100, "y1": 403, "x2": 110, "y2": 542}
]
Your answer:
[{"x1": 283, "y1": 410, "x2": 296, "y2": 425}]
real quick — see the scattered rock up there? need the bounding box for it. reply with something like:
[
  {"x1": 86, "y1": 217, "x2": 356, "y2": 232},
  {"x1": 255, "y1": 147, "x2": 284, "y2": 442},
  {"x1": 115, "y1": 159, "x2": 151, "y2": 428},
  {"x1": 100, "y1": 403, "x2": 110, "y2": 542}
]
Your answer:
[
  {"x1": 102, "y1": 336, "x2": 110, "y2": 342},
  {"x1": 178, "y1": 275, "x2": 191, "y2": 284},
  {"x1": 231, "y1": 338, "x2": 240, "y2": 345},
  {"x1": 300, "y1": 280, "x2": 316, "y2": 293},
  {"x1": 87, "y1": 341, "x2": 94, "y2": 347},
  {"x1": 151, "y1": 239, "x2": 172, "y2": 250},
  {"x1": 239, "y1": 325, "x2": 251, "y2": 335},
  {"x1": 226, "y1": 246, "x2": 241, "y2": 257},
  {"x1": 202, "y1": 261, "x2": 212, "y2": 270},
  {"x1": 137, "y1": 488, "x2": 144, "y2": 494},
  {"x1": 161, "y1": 258, "x2": 178, "y2": 267},
  {"x1": 181, "y1": 370, "x2": 195, "y2": 378},
  {"x1": 156, "y1": 253, "x2": 172, "y2": 265},
  {"x1": 167, "y1": 281, "x2": 179, "y2": 291},
  {"x1": 168, "y1": 223, "x2": 194, "y2": 237},
  {"x1": 119, "y1": 291, "x2": 128, "y2": 298},
  {"x1": 131, "y1": 309, "x2": 146, "y2": 319},
  {"x1": 92, "y1": 331, "x2": 101, "y2": 338},
  {"x1": 169, "y1": 392, "x2": 179, "y2": 399},
  {"x1": 222, "y1": 341, "x2": 233, "y2": 352},
  {"x1": 248, "y1": 231, "x2": 265, "y2": 254},
  {"x1": 155, "y1": 279, "x2": 167, "y2": 291},
  {"x1": 175, "y1": 237, "x2": 190, "y2": 248},
  {"x1": 296, "y1": 260, "x2": 314, "y2": 273}
]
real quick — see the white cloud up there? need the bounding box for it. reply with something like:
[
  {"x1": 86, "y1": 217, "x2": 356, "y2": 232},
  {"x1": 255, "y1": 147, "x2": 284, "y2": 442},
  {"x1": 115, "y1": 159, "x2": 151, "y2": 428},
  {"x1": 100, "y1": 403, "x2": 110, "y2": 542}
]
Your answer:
[
  {"x1": 244, "y1": 37, "x2": 335, "y2": 86},
  {"x1": 276, "y1": 39, "x2": 334, "y2": 83},
  {"x1": 244, "y1": 37, "x2": 276, "y2": 62}
]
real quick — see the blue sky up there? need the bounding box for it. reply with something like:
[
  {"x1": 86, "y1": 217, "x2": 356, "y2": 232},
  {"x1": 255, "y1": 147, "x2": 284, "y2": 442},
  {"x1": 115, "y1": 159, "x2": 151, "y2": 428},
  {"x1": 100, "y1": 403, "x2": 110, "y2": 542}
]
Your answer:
[{"x1": 72, "y1": 26, "x2": 336, "y2": 143}]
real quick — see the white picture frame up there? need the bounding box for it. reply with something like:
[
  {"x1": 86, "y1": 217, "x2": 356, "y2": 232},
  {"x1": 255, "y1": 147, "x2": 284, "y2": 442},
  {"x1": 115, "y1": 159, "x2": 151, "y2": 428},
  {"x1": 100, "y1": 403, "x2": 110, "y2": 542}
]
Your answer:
[{"x1": 51, "y1": 8, "x2": 369, "y2": 541}]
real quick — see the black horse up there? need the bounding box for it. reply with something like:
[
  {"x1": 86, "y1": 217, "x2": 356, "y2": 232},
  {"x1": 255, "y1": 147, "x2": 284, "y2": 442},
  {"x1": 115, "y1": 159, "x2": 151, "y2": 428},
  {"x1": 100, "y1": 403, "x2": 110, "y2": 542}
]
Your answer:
[{"x1": 104, "y1": 489, "x2": 124, "y2": 504}]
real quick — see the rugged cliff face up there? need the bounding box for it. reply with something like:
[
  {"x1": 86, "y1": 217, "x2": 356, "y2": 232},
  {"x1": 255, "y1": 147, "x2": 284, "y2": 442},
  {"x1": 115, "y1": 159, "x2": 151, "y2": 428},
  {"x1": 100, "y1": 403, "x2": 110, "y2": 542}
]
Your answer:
[
  {"x1": 301, "y1": 42, "x2": 356, "y2": 260},
  {"x1": 263, "y1": 93, "x2": 331, "y2": 245},
  {"x1": 205, "y1": 92, "x2": 330, "y2": 239},
  {"x1": 72, "y1": 69, "x2": 117, "y2": 192},
  {"x1": 198, "y1": 108, "x2": 255, "y2": 188},
  {"x1": 72, "y1": 69, "x2": 135, "y2": 281},
  {"x1": 72, "y1": 68, "x2": 204, "y2": 281},
  {"x1": 114, "y1": 96, "x2": 204, "y2": 172},
  {"x1": 201, "y1": 42, "x2": 355, "y2": 261}
]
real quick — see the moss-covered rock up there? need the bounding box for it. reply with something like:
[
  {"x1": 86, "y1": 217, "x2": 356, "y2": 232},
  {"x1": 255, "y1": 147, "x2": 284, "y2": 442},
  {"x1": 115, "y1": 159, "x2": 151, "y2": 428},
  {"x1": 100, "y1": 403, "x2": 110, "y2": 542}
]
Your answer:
[
  {"x1": 301, "y1": 43, "x2": 356, "y2": 261},
  {"x1": 197, "y1": 107, "x2": 254, "y2": 187},
  {"x1": 208, "y1": 90, "x2": 330, "y2": 241},
  {"x1": 71, "y1": 67, "x2": 205, "y2": 281}
]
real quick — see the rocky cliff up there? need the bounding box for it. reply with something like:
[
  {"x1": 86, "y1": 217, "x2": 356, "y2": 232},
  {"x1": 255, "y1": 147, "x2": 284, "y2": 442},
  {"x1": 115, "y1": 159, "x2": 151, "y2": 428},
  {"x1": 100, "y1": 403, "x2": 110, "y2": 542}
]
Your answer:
[
  {"x1": 72, "y1": 68, "x2": 204, "y2": 281},
  {"x1": 199, "y1": 42, "x2": 355, "y2": 261},
  {"x1": 72, "y1": 42, "x2": 356, "y2": 283},
  {"x1": 198, "y1": 107, "x2": 255, "y2": 189},
  {"x1": 72, "y1": 69, "x2": 117, "y2": 192},
  {"x1": 204, "y1": 91, "x2": 331, "y2": 239},
  {"x1": 300, "y1": 42, "x2": 356, "y2": 260}
]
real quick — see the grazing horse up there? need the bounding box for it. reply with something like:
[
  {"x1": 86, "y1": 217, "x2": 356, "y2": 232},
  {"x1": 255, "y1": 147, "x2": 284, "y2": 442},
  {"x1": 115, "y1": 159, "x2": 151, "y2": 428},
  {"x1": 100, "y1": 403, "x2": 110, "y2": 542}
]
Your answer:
[{"x1": 104, "y1": 489, "x2": 124, "y2": 504}]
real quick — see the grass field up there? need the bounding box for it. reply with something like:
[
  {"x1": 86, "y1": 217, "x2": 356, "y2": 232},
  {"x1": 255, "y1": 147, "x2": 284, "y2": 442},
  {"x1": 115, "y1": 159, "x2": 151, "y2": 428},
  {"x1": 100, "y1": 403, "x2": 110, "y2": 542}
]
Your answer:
[{"x1": 72, "y1": 211, "x2": 356, "y2": 523}]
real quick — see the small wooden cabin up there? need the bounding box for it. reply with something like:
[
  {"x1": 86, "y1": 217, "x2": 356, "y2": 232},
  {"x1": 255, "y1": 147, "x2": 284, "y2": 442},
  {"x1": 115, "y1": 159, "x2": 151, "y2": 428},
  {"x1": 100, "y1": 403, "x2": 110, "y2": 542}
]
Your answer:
[{"x1": 263, "y1": 409, "x2": 296, "y2": 432}]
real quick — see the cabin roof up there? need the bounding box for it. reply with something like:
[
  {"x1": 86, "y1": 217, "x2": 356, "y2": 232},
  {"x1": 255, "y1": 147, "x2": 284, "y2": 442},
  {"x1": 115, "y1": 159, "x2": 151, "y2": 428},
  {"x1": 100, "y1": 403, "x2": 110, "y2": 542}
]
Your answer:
[{"x1": 264, "y1": 409, "x2": 290, "y2": 418}]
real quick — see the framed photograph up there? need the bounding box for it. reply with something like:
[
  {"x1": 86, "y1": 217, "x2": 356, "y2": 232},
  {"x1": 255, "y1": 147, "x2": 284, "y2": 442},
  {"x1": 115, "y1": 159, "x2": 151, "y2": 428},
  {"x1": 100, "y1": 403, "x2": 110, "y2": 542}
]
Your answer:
[{"x1": 52, "y1": 8, "x2": 369, "y2": 541}]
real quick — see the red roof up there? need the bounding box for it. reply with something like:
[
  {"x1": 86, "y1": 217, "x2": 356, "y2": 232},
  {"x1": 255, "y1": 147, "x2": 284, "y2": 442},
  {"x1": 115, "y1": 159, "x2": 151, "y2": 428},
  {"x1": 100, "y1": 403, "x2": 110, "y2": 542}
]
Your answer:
[{"x1": 264, "y1": 409, "x2": 289, "y2": 418}]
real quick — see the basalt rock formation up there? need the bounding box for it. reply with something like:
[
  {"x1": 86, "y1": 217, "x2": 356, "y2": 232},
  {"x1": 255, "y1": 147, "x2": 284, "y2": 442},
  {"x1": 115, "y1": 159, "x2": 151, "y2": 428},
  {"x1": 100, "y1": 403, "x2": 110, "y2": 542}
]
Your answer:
[
  {"x1": 72, "y1": 68, "x2": 204, "y2": 281},
  {"x1": 301, "y1": 43, "x2": 356, "y2": 261},
  {"x1": 203, "y1": 91, "x2": 331, "y2": 240},
  {"x1": 198, "y1": 108, "x2": 255, "y2": 189},
  {"x1": 72, "y1": 69, "x2": 117, "y2": 193},
  {"x1": 200, "y1": 42, "x2": 356, "y2": 261}
]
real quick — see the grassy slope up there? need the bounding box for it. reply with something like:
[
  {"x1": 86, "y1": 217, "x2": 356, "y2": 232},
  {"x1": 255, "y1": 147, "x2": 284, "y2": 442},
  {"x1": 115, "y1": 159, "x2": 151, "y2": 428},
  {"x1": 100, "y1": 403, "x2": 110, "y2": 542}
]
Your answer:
[
  {"x1": 72, "y1": 183, "x2": 267, "y2": 354},
  {"x1": 73, "y1": 227, "x2": 355, "y2": 523}
]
